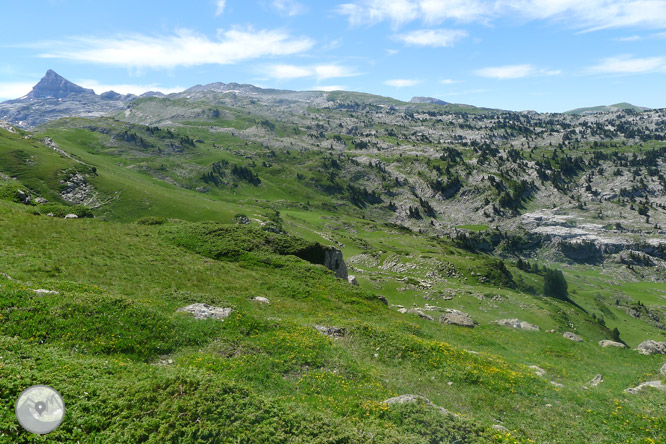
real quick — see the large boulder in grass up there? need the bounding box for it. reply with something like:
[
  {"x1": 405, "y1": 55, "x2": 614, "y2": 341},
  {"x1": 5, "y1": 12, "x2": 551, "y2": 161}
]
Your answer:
[
  {"x1": 382, "y1": 394, "x2": 457, "y2": 417},
  {"x1": 624, "y1": 380, "x2": 666, "y2": 394},
  {"x1": 439, "y1": 309, "x2": 475, "y2": 328},
  {"x1": 599, "y1": 340, "x2": 626, "y2": 348},
  {"x1": 637, "y1": 340, "x2": 666, "y2": 355},
  {"x1": 177, "y1": 303, "x2": 233, "y2": 320},
  {"x1": 494, "y1": 318, "x2": 539, "y2": 331},
  {"x1": 563, "y1": 332, "x2": 583, "y2": 342}
]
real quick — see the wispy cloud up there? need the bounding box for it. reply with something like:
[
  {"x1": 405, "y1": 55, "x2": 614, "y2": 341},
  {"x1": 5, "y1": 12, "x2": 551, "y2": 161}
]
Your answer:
[
  {"x1": 0, "y1": 82, "x2": 34, "y2": 100},
  {"x1": 396, "y1": 29, "x2": 467, "y2": 47},
  {"x1": 475, "y1": 64, "x2": 561, "y2": 79},
  {"x1": 272, "y1": 0, "x2": 307, "y2": 16},
  {"x1": 384, "y1": 78, "x2": 421, "y2": 87},
  {"x1": 36, "y1": 28, "x2": 314, "y2": 69},
  {"x1": 267, "y1": 63, "x2": 358, "y2": 80},
  {"x1": 337, "y1": 0, "x2": 486, "y2": 27},
  {"x1": 587, "y1": 55, "x2": 666, "y2": 74},
  {"x1": 215, "y1": 0, "x2": 226, "y2": 16},
  {"x1": 337, "y1": 0, "x2": 666, "y2": 32},
  {"x1": 440, "y1": 78, "x2": 461, "y2": 84}
]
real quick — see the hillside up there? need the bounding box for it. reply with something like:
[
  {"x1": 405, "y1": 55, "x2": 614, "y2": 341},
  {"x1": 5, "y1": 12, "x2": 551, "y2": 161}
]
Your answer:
[
  {"x1": 1, "y1": 74, "x2": 666, "y2": 442},
  {"x1": 564, "y1": 103, "x2": 651, "y2": 115}
]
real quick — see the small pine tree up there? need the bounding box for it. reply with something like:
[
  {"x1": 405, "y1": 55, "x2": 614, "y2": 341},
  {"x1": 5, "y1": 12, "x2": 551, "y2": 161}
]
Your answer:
[
  {"x1": 611, "y1": 327, "x2": 621, "y2": 342},
  {"x1": 544, "y1": 268, "x2": 568, "y2": 300}
]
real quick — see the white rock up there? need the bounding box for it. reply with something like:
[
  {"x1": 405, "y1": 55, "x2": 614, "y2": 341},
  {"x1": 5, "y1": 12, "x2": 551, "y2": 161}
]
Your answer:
[
  {"x1": 347, "y1": 275, "x2": 358, "y2": 286},
  {"x1": 529, "y1": 365, "x2": 546, "y2": 377},
  {"x1": 637, "y1": 340, "x2": 666, "y2": 355},
  {"x1": 439, "y1": 309, "x2": 475, "y2": 328},
  {"x1": 624, "y1": 380, "x2": 666, "y2": 394},
  {"x1": 64, "y1": 214, "x2": 79, "y2": 219},
  {"x1": 495, "y1": 318, "x2": 539, "y2": 331},
  {"x1": 33, "y1": 289, "x2": 59, "y2": 296},
  {"x1": 177, "y1": 303, "x2": 233, "y2": 320},
  {"x1": 563, "y1": 332, "x2": 583, "y2": 342},
  {"x1": 598, "y1": 340, "x2": 625, "y2": 348},
  {"x1": 250, "y1": 296, "x2": 270, "y2": 304},
  {"x1": 588, "y1": 374, "x2": 603, "y2": 387}
]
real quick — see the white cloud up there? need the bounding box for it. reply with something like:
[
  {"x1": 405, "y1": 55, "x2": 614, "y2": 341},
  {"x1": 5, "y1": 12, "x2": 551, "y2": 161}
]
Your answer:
[
  {"x1": 76, "y1": 80, "x2": 185, "y2": 96},
  {"x1": 312, "y1": 85, "x2": 345, "y2": 91},
  {"x1": 37, "y1": 28, "x2": 314, "y2": 69},
  {"x1": 396, "y1": 29, "x2": 467, "y2": 47},
  {"x1": 314, "y1": 64, "x2": 357, "y2": 79},
  {"x1": 616, "y1": 35, "x2": 642, "y2": 42},
  {"x1": 215, "y1": 0, "x2": 226, "y2": 16},
  {"x1": 267, "y1": 64, "x2": 313, "y2": 79},
  {"x1": 475, "y1": 64, "x2": 561, "y2": 79},
  {"x1": 384, "y1": 78, "x2": 421, "y2": 87},
  {"x1": 440, "y1": 78, "x2": 460, "y2": 84},
  {"x1": 337, "y1": 0, "x2": 486, "y2": 27},
  {"x1": 272, "y1": 0, "x2": 307, "y2": 16},
  {"x1": 587, "y1": 55, "x2": 666, "y2": 74},
  {"x1": 266, "y1": 63, "x2": 358, "y2": 80},
  {"x1": 0, "y1": 82, "x2": 34, "y2": 100},
  {"x1": 337, "y1": 0, "x2": 666, "y2": 31}
]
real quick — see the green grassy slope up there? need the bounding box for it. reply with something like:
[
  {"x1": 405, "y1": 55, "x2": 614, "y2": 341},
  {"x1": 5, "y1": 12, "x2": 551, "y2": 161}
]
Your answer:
[{"x1": 0, "y1": 195, "x2": 665, "y2": 442}]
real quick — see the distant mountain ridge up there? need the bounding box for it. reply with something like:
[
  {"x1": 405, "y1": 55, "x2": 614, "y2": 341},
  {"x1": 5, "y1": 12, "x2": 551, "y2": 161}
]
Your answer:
[
  {"x1": 0, "y1": 70, "x2": 659, "y2": 129},
  {"x1": 564, "y1": 102, "x2": 650, "y2": 115},
  {"x1": 409, "y1": 96, "x2": 449, "y2": 106}
]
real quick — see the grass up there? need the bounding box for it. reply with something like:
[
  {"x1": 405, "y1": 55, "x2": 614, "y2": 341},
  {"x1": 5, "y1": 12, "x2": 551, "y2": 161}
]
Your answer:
[{"x1": 0, "y1": 197, "x2": 665, "y2": 443}]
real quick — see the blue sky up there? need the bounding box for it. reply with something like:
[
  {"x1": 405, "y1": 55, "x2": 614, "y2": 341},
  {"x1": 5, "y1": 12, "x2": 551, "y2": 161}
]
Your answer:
[{"x1": 1, "y1": 0, "x2": 666, "y2": 112}]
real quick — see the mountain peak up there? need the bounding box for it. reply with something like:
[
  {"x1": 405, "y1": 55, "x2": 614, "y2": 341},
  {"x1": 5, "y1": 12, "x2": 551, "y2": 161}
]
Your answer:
[{"x1": 26, "y1": 70, "x2": 95, "y2": 99}]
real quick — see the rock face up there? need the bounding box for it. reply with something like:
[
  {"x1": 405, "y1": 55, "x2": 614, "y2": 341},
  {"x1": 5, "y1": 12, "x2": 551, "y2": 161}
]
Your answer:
[
  {"x1": 60, "y1": 173, "x2": 93, "y2": 205},
  {"x1": 0, "y1": 120, "x2": 16, "y2": 133},
  {"x1": 637, "y1": 340, "x2": 666, "y2": 355},
  {"x1": 27, "y1": 69, "x2": 95, "y2": 99},
  {"x1": 177, "y1": 303, "x2": 233, "y2": 320},
  {"x1": 599, "y1": 340, "x2": 626, "y2": 348},
  {"x1": 494, "y1": 319, "x2": 539, "y2": 331},
  {"x1": 439, "y1": 309, "x2": 475, "y2": 328},
  {"x1": 563, "y1": 332, "x2": 583, "y2": 342},
  {"x1": 324, "y1": 247, "x2": 348, "y2": 280},
  {"x1": 624, "y1": 380, "x2": 666, "y2": 394}
]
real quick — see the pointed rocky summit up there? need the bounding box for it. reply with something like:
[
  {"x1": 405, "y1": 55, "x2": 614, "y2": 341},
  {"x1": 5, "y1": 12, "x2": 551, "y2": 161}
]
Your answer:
[{"x1": 26, "y1": 69, "x2": 95, "y2": 99}]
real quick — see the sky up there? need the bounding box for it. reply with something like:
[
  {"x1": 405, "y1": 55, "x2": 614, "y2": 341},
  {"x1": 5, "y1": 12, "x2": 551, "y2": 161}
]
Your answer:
[{"x1": 1, "y1": 0, "x2": 666, "y2": 112}]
